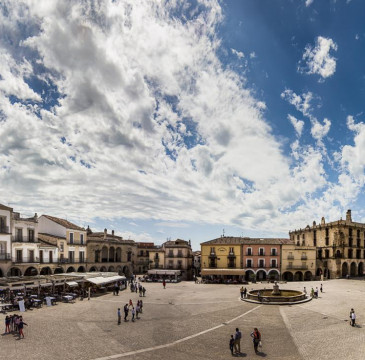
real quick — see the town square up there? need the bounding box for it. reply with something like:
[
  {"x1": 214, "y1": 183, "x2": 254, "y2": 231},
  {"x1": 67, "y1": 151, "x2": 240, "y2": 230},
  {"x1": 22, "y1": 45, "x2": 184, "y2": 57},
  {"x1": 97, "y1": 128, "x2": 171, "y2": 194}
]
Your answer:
[{"x1": 2, "y1": 279, "x2": 365, "y2": 360}]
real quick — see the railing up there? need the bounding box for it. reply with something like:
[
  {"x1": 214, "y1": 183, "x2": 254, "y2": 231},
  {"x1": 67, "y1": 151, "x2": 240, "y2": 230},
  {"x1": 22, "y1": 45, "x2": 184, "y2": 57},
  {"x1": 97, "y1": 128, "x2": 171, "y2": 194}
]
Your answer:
[
  {"x1": 13, "y1": 257, "x2": 39, "y2": 263},
  {"x1": 287, "y1": 255, "x2": 294, "y2": 260},
  {"x1": 58, "y1": 258, "x2": 86, "y2": 264},
  {"x1": 301, "y1": 255, "x2": 307, "y2": 260},
  {"x1": 287, "y1": 265, "x2": 308, "y2": 270},
  {"x1": 167, "y1": 254, "x2": 174, "y2": 258},
  {"x1": 67, "y1": 241, "x2": 85, "y2": 245},
  {"x1": 209, "y1": 264, "x2": 217, "y2": 268},
  {"x1": 0, "y1": 226, "x2": 9, "y2": 233},
  {"x1": 0, "y1": 253, "x2": 11, "y2": 261},
  {"x1": 227, "y1": 253, "x2": 236, "y2": 258},
  {"x1": 271, "y1": 252, "x2": 277, "y2": 256},
  {"x1": 40, "y1": 259, "x2": 54, "y2": 264},
  {"x1": 12, "y1": 236, "x2": 38, "y2": 243}
]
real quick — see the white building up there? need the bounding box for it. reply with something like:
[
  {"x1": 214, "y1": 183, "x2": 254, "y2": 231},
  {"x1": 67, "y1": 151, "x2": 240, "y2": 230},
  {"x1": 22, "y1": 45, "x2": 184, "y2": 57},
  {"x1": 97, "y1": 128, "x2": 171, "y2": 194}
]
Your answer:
[{"x1": 0, "y1": 204, "x2": 12, "y2": 277}]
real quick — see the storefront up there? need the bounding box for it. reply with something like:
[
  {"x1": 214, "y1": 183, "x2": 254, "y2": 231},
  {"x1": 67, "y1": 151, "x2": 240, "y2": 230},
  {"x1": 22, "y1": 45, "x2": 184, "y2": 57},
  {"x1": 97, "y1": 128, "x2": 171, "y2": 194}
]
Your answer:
[{"x1": 201, "y1": 268, "x2": 245, "y2": 284}]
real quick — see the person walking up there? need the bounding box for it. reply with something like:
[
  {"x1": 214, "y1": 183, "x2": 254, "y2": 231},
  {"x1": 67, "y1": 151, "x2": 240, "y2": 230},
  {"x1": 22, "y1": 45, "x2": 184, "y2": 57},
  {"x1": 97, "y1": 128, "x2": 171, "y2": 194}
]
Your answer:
[
  {"x1": 320, "y1": 284, "x2": 323, "y2": 293},
  {"x1": 234, "y1": 327, "x2": 242, "y2": 354},
  {"x1": 124, "y1": 304, "x2": 129, "y2": 322},
  {"x1": 18, "y1": 317, "x2": 27, "y2": 339},
  {"x1": 240, "y1": 286, "x2": 244, "y2": 299},
  {"x1": 315, "y1": 287, "x2": 319, "y2": 298},
  {"x1": 243, "y1": 287, "x2": 247, "y2": 298},
  {"x1": 117, "y1": 308, "x2": 121, "y2": 325},
  {"x1": 229, "y1": 334, "x2": 235, "y2": 355},
  {"x1": 5, "y1": 315, "x2": 10, "y2": 334},
  {"x1": 350, "y1": 308, "x2": 356, "y2": 326},
  {"x1": 163, "y1": 279, "x2": 166, "y2": 289},
  {"x1": 136, "y1": 303, "x2": 140, "y2": 319},
  {"x1": 142, "y1": 287, "x2": 146, "y2": 297},
  {"x1": 303, "y1": 287, "x2": 307, "y2": 295},
  {"x1": 131, "y1": 307, "x2": 135, "y2": 322},
  {"x1": 311, "y1": 287, "x2": 314, "y2": 298},
  {"x1": 251, "y1": 327, "x2": 261, "y2": 354}
]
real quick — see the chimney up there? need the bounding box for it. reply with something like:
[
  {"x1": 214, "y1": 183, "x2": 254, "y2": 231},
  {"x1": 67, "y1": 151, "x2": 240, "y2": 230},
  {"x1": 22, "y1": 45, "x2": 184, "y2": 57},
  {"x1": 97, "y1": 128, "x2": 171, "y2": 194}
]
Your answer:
[
  {"x1": 112, "y1": 230, "x2": 114, "y2": 236},
  {"x1": 321, "y1": 217, "x2": 325, "y2": 225},
  {"x1": 34, "y1": 213, "x2": 38, "y2": 221},
  {"x1": 104, "y1": 228, "x2": 107, "y2": 240},
  {"x1": 87, "y1": 225, "x2": 92, "y2": 235},
  {"x1": 346, "y1": 209, "x2": 352, "y2": 223}
]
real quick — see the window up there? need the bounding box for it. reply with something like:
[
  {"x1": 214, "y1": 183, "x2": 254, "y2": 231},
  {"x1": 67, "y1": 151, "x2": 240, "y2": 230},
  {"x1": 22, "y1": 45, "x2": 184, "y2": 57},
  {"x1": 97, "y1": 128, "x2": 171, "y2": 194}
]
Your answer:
[
  {"x1": 288, "y1": 252, "x2": 294, "y2": 259},
  {"x1": 349, "y1": 228, "x2": 353, "y2": 237},
  {"x1": 259, "y1": 248, "x2": 265, "y2": 256},
  {"x1": 0, "y1": 216, "x2": 7, "y2": 232},
  {"x1": 177, "y1": 251, "x2": 183, "y2": 257},
  {"x1": 246, "y1": 259, "x2": 252, "y2": 268},
  {"x1": 127, "y1": 251, "x2": 132, "y2": 262},
  {"x1": 69, "y1": 251, "x2": 74, "y2": 262},
  {"x1": 229, "y1": 247, "x2": 234, "y2": 254},
  {"x1": 28, "y1": 229, "x2": 34, "y2": 242},
  {"x1": 348, "y1": 249, "x2": 353, "y2": 259},
  {"x1": 168, "y1": 260, "x2": 173, "y2": 269},
  {"x1": 49, "y1": 251, "x2": 53, "y2": 263},
  {"x1": 247, "y1": 248, "x2": 252, "y2": 256},
  {"x1": 325, "y1": 250, "x2": 329, "y2": 258},
  {"x1": 301, "y1": 252, "x2": 307, "y2": 260},
  {"x1": 16, "y1": 249, "x2": 22, "y2": 262},
  {"x1": 271, "y1": 248, "x2": 277, "y2": 256},
  {"x1": 80, "y1": 233, "x2": 84, "y2": 245},
  {"x1": 16, "y1": 228, "x2": 22, "y2": 242},
  {"x1": 271, "y1": 259, "x2": 277, "y2": 268},
  {"x1": 39, "y1": 250, "x2": 43, "y2": 263},
  {"x1": 28, "y1": 250, "x2": 34, "y2": 262},
  {"x1": 177, "y1": 260, "x2": 182, "y2": 269},
  {"x1": 69, "y1": 233, "x2": 74, "y2": 244},
  {"x1": 79, "y1": 251, "x2": 84, "y2": 262},
  {"x1": 313, "y1": 230, "x2": 317, "y2": 246},
  {"x1": 259, "y1": 259, "x2": 265, "y2": 267},
  {"x1": 60, "y1": 242, "x2": 64, "y2": 252}
]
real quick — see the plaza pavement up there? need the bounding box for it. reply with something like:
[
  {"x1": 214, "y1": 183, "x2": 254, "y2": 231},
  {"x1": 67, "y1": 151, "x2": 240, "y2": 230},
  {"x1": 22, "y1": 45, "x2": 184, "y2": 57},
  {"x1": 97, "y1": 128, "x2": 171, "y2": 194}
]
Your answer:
[{"x1": 1, "y1": 279, "x2": 365, "y2": 360}]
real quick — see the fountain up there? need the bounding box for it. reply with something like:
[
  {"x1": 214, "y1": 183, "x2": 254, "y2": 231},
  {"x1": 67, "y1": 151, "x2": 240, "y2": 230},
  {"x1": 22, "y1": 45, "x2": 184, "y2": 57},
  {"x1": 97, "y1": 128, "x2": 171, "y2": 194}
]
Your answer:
[{"x1": 243, "y1": 282, "x2": 311, "y2": 305}]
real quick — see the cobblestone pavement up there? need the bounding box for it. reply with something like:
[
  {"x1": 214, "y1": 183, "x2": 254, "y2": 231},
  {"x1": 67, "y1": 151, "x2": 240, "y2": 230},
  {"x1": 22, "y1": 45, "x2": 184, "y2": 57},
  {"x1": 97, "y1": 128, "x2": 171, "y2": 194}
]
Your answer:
[{"x1": 1, "y1": 279, "x2": 365, "y2": 360}]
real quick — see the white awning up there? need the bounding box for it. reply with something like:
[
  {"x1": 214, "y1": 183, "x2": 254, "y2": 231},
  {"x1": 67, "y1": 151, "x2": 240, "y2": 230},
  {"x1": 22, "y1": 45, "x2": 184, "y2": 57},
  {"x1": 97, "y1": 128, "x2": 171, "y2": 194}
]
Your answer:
[
  {"x1": 87, "y1": 275, "x2": 125, "y2": 286},
  {"x1": 66, "y1": 281, "x2": 78, "y2": 287},
  {"x1": 147, "y1": 270, "x2": 181, "y2": 276},
  {"x1": 40, "y1": 283, "x2": 53, "y2": 287}
]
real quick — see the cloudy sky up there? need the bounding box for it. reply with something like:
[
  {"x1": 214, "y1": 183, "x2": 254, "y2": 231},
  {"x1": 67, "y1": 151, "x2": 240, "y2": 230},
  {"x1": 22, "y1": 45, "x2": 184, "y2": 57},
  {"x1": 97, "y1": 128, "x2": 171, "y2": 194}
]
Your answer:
[{"x1": 1, "y1": 0, "x2": 365, "y2": 250}]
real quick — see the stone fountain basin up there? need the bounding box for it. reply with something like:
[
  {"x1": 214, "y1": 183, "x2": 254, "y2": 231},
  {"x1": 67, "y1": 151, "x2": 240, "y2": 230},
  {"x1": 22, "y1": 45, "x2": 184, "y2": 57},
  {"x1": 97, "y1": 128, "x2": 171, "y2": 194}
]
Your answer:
[{"x1": 247, "y1": 289, "x2": 306, "y2": 303}]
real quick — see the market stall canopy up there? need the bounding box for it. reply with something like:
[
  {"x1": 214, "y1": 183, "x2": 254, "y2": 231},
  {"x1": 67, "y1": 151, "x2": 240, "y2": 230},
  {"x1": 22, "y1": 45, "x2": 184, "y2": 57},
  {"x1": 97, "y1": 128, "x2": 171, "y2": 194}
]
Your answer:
[
  {"x1": 201, "y1": 268, "x2": 245, "y2": 276},
  {"x1": 87, "y1": 275, "x2": 125, "y2": 285},
  {"x1": 66, "y1": 281, "x2": 78, "y2": 287},
  {"x1": 147, "y1": 270, "x2": 181, "y2": 276}
]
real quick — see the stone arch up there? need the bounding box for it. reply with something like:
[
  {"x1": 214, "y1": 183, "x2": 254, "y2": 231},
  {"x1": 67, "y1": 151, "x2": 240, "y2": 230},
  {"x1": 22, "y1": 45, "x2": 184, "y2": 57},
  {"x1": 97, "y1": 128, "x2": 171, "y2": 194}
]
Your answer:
[
  {"x1": 24, "y1": 267, "x2": 38, "y2": 276},
  {"x1": 40, "y1": 267, "x2": 52, "y2": 275},
  {"x1": 99, "y1": 266, "x2": 107, "y2": 272},
  {"x1": 101, "y1": 246, "x2": 108, "y2": 262},
  {"x1": 304, "y1": 271, "x2": 313, "y2": 281},
  {"x1": 78, "y1": 266, "x2": 86, "y2": 273},
  {"x1": 342, "y1": 262, "x2": 348, "y2": 277},
  {"x1": 0, "y1": 268, "x2": 3, "y2": 277},
  {"x1": 267, "y1": 269, "x2": 280, "y2": 281},
  {"x1": 122, "y1": 265, "x2": 131, "y2": 277},
  {"x1": 89, "y1": 266, "x2": 98, "y2": 272},
  {"x1": 244, "y1": 269, "x2": 255, "y2": 282},
  {"x1": 8, "y1": 267, "x2": 22, "y2": 277},
  {"x1": 294, "y1": 271, "x2": 303, "y2": 281},
  {"x1": 256, "y1": 269, "x2": 267, "y2": 281},
  {"x1": 116, "y1": 265, "x2": 122, "y2": 275},
  {"x1": 108, "y1": 266, "x2": 115, "y2": 272},
  {"x1": 358, "y1": 262, "x2": 364, "y2": 276},
  {"x1": 282, "y1": 271, "x2": 293, "y2": 281},
  {"x1": 109, "y1": 247, "x2": 115, "y2": 262},
  {"x1": 350, "y1": 262, "x2": 357, "y2": 277},
  {"x1": 116, "y1": 248, "x2": 121, "y2": 262},
  {"x1": 66, "y1": 266, "x2": 75, "y2": 273},
  {"x1": 54, "y1": 266, "x2": 64, "y2": 274},
  {"x1": 316, "y1": 268, "x2": 322, "y2": 276}
]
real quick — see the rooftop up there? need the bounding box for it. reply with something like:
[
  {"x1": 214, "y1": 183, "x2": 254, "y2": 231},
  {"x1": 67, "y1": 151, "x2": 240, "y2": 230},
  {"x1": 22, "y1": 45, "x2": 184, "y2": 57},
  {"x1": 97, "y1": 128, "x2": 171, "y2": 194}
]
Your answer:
[
  {"x1": 42, "y1": 214, "x2": 85, "y2": 231},
  {"x1": 201, "y1": 237, "x2": 293, "y2": 245}
]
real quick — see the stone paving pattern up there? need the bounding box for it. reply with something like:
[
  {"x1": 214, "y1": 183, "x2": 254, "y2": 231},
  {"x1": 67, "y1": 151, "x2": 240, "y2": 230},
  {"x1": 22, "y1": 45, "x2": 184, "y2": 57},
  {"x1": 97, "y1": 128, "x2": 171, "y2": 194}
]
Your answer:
[{"x1": 2, "y1": 279, "x2": 365, "y2": 359}]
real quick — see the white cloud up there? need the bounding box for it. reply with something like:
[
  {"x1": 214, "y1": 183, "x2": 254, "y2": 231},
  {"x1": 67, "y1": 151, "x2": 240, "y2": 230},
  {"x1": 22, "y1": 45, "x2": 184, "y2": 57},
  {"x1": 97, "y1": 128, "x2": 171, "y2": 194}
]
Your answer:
[
  {"x1": 305, "y1": 0, "x2": 314, "y2": 7},
  {"x1": 355, "y1": 34, "x2": 360, "y2": 40},
  {"x1": 311, "y1": 118, "x2": 331, "y2": 142},
  {"x1": 231, "y1": 48, "x2": 244, "y2": 59},
  {"x1": 281, "y1": 89, "x2": 313, "y2": 117},
  {"x1": 249, "y1": 52, "x2": 256, "y2": 59},
  {"x1": 288, "y1": 114, "x2": 304, "y2": 137},
  {"x1": 299, "y1": 36, "x2": 338, "y2": 80}
]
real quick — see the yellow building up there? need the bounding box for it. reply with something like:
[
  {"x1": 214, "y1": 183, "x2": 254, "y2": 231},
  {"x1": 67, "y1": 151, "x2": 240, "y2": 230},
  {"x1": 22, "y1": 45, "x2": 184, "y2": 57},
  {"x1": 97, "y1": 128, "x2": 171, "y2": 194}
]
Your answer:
[
  {"x1": 201, "y1": 237, "x2": 244, "y2": 280},
  {"x1": 281, "y1": 244, "x2": 316, "y2": 281}
]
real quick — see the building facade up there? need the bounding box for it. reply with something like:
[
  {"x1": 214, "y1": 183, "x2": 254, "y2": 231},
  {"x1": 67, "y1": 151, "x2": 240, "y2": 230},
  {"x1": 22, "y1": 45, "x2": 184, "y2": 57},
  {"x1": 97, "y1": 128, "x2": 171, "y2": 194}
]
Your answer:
[
  {"x1": 281, "y1": 244, "x2": 317, "y2": 281},
  {"x1": 201, "y1": 237, "x2": 290, "y2": 282},
  {"x1": 0, "y1": 204, "x2": 13, "y2": 277},
  {"x1": 148, "y1": 239, "x2": 193, "y2": 280},
  {"x1": 289, "y1": 209, "x2": 365, "y2": 279},
  {"x1": 136, "y1": 242, "x2": 154, "y2": 274},
  {"x1": 86, "y1": 227, "x2": 136, "y2": 277}
]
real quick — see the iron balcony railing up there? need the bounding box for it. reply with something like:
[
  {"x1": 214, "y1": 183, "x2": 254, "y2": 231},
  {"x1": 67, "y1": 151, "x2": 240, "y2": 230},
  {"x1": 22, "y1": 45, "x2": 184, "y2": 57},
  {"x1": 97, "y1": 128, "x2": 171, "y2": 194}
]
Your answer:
[
  {"x1": 287, "y1": 255, "x2": 294, "y2": 260},
  {"x1": 13, "y1": 256, "x2": 39, "y2": 263},
  {"x1": 12, "y1": 236, "x2": 38, "y2": 243},
  {"x1": 58, "y1": 258, "x2": 86, "y2": 264},
  {"x1": 0, "y1": 253, "x2": 11, "y2": 261},
  {"x1": 0, "y1": 226, "x2": 10, "y2": 234}
]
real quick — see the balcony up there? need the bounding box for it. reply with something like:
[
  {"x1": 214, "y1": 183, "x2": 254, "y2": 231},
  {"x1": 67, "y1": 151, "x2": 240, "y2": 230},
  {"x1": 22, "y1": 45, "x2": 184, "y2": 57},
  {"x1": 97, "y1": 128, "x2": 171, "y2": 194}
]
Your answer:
[
  {"x1": 12, "y1": 236, "x2": 38, "y2": 243},
  {"x1": 13, "y1": 256, "x2": 39, "y2": 263},
  {"x1": 287, "y1": 264, "x2": 308, "y2": 270},
  {"x1": 301, "y1": 255, "x2": 307, "y2": 260},
  {"x1": 227, "y1": 253, "x2": 236, "y2": 258},
  {"x1": 167, "y1": 253, "x2": 174, "y2": 258},
  {"x1": 58, "y1": 258, "x2": 86, "y2": 264},
  {"x1": 208, "y1": 263, "x2": 217, "y2": 268},
  {"x1": 0, "y1": 253, "x2": 11, "y2": 261},
  {"x1": 287, "y1": 255, "x2": 294, "y2": 260},
  {"x1": 0, "y1": 226, "x2": 9, "y2": 234}
]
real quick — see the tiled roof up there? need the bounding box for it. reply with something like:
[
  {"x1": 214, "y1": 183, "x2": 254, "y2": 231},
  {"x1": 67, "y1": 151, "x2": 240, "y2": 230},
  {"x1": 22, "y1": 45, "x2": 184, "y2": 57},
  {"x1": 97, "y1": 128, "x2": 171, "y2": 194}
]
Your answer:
[
  {"x1": 0, "y1": 203, "x2": 13, "y2": 211},
  {"x1": 43, "y1": 215, "x2": 85, "y2": 231},
  {"x1": 38, "y1": 239, "x2": 58, "y2": 248},
  {"x1": 87, "y1": 232, "x2": 135, "y2": 244},
  {"x1": 201, "y1": 237, "x2": 293, "y2": 245}
]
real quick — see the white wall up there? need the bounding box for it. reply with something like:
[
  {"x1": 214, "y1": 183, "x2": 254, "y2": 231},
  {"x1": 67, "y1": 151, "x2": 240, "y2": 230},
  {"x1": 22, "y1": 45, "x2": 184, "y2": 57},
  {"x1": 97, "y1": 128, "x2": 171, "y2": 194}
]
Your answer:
[{"x1": 38, "y1": 216, "x2": 66, "y2": 237}]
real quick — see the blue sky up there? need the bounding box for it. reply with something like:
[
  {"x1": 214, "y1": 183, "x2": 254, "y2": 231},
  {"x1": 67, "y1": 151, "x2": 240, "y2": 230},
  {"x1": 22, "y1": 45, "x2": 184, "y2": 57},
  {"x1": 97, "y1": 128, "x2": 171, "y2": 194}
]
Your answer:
[{"x1": 1, "y1": 0, "x2": 365, "y2": 250}]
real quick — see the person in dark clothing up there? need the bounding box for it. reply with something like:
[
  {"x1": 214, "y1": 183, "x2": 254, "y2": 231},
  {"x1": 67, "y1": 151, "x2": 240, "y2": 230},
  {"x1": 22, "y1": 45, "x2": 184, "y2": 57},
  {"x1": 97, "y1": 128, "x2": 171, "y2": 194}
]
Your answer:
[
  {"x1": 250, "y1": 328, "x2": 261, "y2": 354},
  {"x1": 229, "y1": 334, "x2": 235, "y2": 355},
  {"x1": 18, "y1": 317, "x2": 27, "y2": 339},
  {"x1": 117, "y1": 308, "x2": 121, "y2": 325},
  {"x1": 124, "y1": 304, "x2": 129, "y2": 322}
]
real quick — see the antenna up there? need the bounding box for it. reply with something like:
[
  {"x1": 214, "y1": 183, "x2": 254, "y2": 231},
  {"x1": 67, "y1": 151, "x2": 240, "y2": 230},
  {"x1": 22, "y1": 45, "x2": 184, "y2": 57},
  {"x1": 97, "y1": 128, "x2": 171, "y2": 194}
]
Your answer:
[{"x1": 222, "y1": 229, "x2": 225, "y2": 237}]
